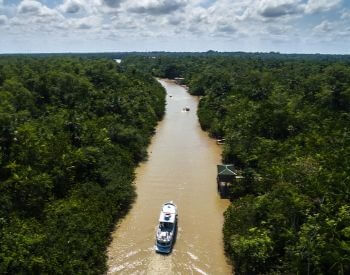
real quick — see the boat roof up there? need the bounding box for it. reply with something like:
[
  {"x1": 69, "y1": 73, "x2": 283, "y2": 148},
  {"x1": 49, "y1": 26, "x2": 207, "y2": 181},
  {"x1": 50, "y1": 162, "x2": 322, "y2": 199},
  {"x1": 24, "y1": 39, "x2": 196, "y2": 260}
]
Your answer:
[{"x1": 159, "y1": 203, "x2": 176, "y2": 223}]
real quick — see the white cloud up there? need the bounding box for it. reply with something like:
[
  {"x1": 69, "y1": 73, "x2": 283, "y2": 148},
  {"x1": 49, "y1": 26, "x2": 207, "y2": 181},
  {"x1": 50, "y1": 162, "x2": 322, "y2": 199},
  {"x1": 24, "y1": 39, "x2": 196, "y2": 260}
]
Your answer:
[
  {"x1": 18, "y1": 0, "x2": 42, "y2": 14},
  {"x1": 190, "y1": 6, "x2": 207, "y2": 21},
  {"x1": 204, "y1": 0, "x2": 305, "y2": 31},
  {"x1": 310, "y1": 19, "x2": 350, "y2": 42},
  {"x1": 70, "y1": 15, "x2": 103, "y2": 29},
  {"x1": 257, "y1": 0, "x2": 304, "y2": 18},
  {"x1": 127, "y1": 0, "x2": 188, "y2": 15},
  {"x1": 305, "y1": 0, "x2": 342, "y2": 14},
  {"x1": 216, "y1": 24, "x2": 236, "y2": 34},
  {"x1": 1, "y1": 0, "x2": 349, "y2": 53},
  {"x1": 166, "y1": 15, "x2": 185, "y2": 25},
  {"x1": 15, "y1": 0, "x2": 64, "y2": 26},
  {"x1": 102, "y1": 0, "x2": 124, "y2": 8},
  {"x1": 267, "y1": 25, "x2": 293, "y2": 35},
  {"x1": 185, "y1": 0, "x2": 302, "y2": 39},
  {"x1": 341, "y1": 9, "x2": 350, "y2": 19},
  {"x1": 59, "y1": 0, "x2": 84, "y2": 14},
  {"x1": 0, "y1": 14, "x2": 7, "y2": 25},
  {"x1": 313, "y1": 20, "x2": 334, "y2": 33}
]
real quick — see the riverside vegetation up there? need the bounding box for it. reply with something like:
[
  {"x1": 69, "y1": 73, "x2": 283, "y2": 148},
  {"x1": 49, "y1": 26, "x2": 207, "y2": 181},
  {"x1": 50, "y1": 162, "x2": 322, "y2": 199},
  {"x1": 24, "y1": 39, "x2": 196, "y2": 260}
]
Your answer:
[
  {"x1": 0, "y1": 57, "x2": 165, "y2": 274},
  {"x1": 123, "y1": 54, "x2": 350, "y2": 274}
]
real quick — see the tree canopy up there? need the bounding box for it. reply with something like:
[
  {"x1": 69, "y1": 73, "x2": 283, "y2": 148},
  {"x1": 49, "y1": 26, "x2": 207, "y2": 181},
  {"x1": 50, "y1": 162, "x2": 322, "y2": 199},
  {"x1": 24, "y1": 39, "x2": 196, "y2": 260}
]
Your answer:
[
  {"x1": 0, "y1": 57, "x2": 165, "y2": 274},
  {"x1": 124, "y1": 54, "x2": 350, "y2": 274}
]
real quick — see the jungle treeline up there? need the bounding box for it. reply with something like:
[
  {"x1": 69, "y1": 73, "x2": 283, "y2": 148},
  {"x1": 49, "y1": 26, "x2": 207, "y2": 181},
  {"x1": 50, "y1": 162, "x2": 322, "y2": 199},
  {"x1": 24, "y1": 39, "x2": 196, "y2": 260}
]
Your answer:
[
  {"x1": 123, "y1": 55, "x2": 350, "y2": 274},
  {"x1": 0, "y1": 57, "x2": 165, "y2": 273}
]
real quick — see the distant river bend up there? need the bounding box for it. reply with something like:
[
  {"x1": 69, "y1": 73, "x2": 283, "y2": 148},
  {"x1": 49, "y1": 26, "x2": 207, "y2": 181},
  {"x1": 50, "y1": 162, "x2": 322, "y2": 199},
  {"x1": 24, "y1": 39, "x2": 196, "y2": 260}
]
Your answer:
[{"x1": 107, "y1": 79, "x2": 232, "y2": 274}]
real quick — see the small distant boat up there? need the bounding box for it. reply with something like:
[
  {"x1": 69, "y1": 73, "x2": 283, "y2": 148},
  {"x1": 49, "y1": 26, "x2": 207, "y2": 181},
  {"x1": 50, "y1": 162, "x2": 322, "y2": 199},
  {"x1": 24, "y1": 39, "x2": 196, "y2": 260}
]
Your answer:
[
  {"x1": 183, "y1": 106, "x2": 190, "y2": 112},
  {"x1": 216, "y1": 138, "x2": 226, "y2": 145},
  {"x1": 155, "y1": 201, "x2": 178, "y2": 254}
]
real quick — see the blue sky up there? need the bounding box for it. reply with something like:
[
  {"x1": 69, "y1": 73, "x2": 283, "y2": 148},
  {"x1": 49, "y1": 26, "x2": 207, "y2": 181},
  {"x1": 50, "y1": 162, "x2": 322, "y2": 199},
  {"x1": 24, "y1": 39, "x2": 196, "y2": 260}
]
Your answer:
[{"x1": 0, "y1": 0, "x2": 349, "y2": 54}]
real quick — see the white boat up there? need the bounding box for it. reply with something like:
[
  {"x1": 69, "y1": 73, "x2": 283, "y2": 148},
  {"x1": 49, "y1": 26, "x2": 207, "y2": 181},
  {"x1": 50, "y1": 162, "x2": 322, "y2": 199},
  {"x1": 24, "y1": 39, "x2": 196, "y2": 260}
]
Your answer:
[
  {"x1": 216, "y1": 138, "x2": 226, "y2": 145},
  {"x1": 155, "y1": 201, "x2": 178, "y2": 253}
]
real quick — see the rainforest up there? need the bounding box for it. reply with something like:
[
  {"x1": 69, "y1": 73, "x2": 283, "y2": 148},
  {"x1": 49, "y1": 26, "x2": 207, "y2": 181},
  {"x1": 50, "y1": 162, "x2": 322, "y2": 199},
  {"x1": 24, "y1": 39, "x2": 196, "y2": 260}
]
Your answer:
[
  {"x1": 123, "y1": 54, "x2": 350, "y2": 274},
  {"x1": 0, "y1": 57, "x2": 165, "y2": 274},
  {"x1": 0, "y1": 53, "x2": 349, "y2": 274}
]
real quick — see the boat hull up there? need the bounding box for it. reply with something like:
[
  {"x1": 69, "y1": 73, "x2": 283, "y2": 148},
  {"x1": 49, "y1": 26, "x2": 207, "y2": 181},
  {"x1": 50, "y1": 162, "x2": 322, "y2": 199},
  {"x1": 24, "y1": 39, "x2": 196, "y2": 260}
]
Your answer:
[
  {"x1": 155, "y1": 243, "x2": 173, "y2": 254},
  {"x1": 155, "y1": 226, "x2": 177, "y2": 253}
]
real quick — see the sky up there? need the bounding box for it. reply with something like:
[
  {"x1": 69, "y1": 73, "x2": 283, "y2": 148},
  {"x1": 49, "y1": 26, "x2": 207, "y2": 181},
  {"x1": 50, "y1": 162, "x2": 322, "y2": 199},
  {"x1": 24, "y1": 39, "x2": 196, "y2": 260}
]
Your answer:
[{"x1": 0, "y1": 0, "x2": 350, "y2": 54}]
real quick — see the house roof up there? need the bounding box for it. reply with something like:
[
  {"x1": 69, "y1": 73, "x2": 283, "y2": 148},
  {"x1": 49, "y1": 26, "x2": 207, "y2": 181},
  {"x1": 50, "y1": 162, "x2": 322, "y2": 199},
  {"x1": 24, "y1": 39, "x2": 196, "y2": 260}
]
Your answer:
[{"x1": 217, "y1": 164, "x2": 237, "y2": 176}]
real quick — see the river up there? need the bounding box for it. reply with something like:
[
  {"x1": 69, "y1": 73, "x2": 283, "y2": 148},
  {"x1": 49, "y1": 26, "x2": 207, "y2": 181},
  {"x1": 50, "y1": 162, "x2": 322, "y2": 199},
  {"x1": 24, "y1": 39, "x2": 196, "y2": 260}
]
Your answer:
[{"x1": 107, "y1": 79, "x2": 232, "y2": 274}]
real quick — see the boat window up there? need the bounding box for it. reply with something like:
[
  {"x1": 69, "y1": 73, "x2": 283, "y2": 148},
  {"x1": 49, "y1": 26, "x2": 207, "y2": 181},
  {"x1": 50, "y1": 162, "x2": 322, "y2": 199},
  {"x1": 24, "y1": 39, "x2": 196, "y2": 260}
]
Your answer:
[
  {"x1": 164, "y1": 222, "x2": 173, "y2": 230},
  {"x1": 157, "y1": 240, "x2": 170, "y2": 246}
]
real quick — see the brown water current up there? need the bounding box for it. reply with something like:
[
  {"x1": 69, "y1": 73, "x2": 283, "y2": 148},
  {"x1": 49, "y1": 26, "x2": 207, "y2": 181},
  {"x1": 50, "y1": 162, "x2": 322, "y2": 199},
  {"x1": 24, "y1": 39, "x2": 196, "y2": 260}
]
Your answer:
[{"x1": 107, "y1": 79, "x2": 232, "y2": 274}]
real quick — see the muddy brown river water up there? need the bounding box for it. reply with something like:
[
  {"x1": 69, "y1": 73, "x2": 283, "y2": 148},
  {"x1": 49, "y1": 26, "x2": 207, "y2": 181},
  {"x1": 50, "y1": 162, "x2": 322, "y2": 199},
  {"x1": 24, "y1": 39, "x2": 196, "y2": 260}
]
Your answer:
[{"x1": 107, "y1": 79, "x2": 232, "y2": 274}]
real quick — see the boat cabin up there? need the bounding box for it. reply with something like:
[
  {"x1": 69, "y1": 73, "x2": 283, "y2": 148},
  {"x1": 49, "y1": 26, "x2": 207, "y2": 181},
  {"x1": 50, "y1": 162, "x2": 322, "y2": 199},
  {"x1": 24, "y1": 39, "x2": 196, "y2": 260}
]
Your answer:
[{"x1": 159, "y1": 209, "x2": 176, "y2": 224}]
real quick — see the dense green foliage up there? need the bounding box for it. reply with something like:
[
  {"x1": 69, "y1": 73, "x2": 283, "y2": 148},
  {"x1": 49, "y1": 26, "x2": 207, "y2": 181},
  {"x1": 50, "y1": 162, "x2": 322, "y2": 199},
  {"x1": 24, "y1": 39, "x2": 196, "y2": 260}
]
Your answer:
[
  {"x1": 124, "y1": 55, "x2": 350, "y2": 274},
  {"x1": 0, "y1": 57, "x2": 165, "y2": 274},
  {"x1": 2, "y1": 51, "x2": 350, "y2": 62}
]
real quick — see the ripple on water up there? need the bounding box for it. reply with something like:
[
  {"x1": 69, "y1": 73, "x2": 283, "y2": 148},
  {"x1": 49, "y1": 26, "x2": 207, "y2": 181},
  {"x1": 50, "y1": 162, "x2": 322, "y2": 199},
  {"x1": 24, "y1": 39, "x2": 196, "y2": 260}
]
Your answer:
[
  {"x1": 110, "y1": 258, "x2": 148, "y2": 274},
  {"x1": 186, "y1": 251, "x2": 199, "y2": 261},
  {"x1": 192, "y1": 264, "x2": 209, "y2": 275},
  {"x1": 147, "y1": 253, "x2": 173, "y2": 274},
  {"x1": 125, "y1": 249, "x2": 141, "y2": 258}
]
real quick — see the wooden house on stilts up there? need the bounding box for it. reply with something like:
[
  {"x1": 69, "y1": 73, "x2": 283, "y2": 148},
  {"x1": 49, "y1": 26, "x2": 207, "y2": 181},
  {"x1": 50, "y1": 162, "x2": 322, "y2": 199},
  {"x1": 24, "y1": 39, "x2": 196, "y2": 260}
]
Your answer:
[{"x1": 217, "y1": 164, "x2": 237, "y2": 198}]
